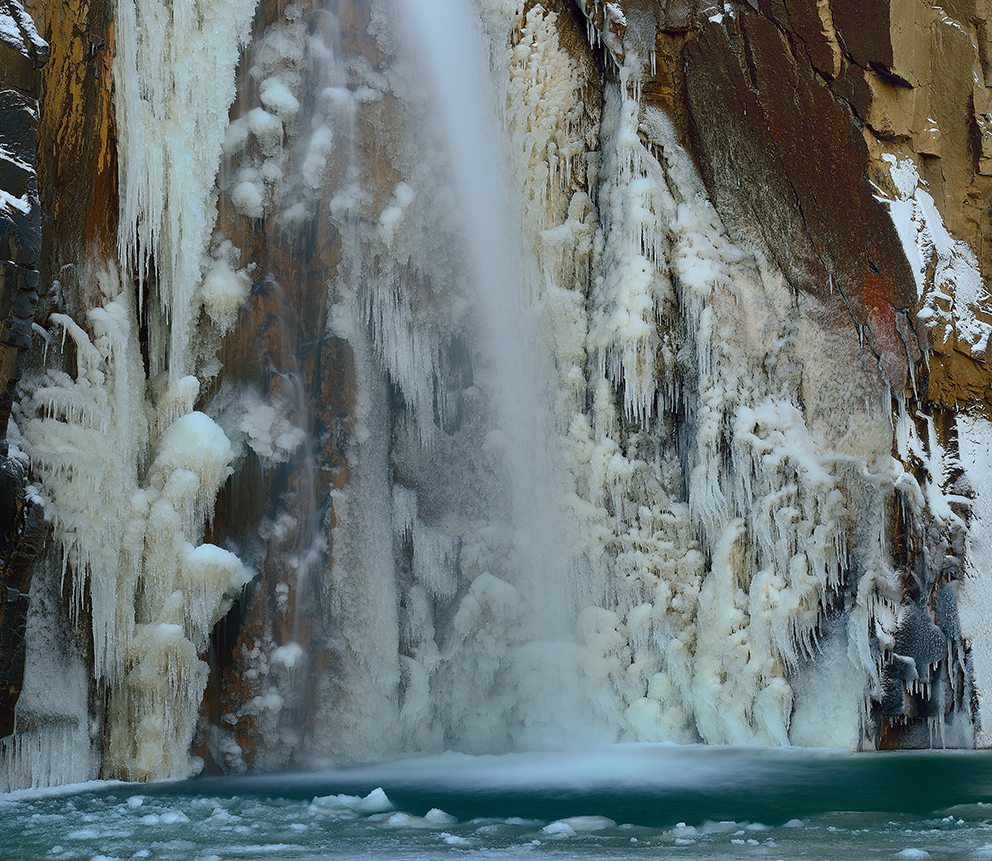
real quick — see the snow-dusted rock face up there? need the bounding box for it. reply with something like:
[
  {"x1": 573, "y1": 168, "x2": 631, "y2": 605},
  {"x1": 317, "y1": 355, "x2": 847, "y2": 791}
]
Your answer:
[
  {"x1": 0, "y1": 0, "x2": 47, "y2": 745},
  {"x1": 3, "y1": 0, "x2": 992, "y2": 788}
]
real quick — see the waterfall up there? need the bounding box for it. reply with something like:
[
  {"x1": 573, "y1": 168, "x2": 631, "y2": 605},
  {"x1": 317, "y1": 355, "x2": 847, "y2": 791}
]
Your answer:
[{"x1": 1, "y1": 0, "x2": 986, "y2": 789}]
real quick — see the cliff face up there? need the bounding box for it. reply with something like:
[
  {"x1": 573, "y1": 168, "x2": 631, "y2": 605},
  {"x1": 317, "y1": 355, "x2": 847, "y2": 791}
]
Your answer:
[
  {"x1": 2, "y1": 0, "x2": 992, "y2": 788},
  {"x1": 0, "y1": 0, "x2": 48, "y2": 741},
  {"x1": 576, "y1": 0, "x2": 992, "y2": 745},
  {"x1": 640, "y1": 0, "x2": 992, "y2": 408}
]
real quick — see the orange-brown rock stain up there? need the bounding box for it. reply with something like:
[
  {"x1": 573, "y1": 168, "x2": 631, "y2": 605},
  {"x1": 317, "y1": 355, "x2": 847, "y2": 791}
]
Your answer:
[
  {"x1": 199, "y1": 0, "x2": 383, "y2": 772},
  {"x1": 29, "y1": 0, "x2": 117, "y2": 287}
]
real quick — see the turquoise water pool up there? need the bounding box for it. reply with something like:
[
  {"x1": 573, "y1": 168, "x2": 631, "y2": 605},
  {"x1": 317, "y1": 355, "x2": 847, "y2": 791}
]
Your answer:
[{"x1": 5, "y1": 745, "x2": 992, "y2": 860}]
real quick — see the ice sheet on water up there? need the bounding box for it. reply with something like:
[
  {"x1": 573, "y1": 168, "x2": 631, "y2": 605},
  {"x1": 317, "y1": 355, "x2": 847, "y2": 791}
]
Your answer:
[{"x1": 548, "y1": 815, "x2": 616, "y2": 833}]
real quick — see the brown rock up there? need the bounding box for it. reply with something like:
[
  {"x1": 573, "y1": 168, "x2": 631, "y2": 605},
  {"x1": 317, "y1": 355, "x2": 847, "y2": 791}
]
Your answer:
[
  {"x1": 684, "y1": 9, "x2": 921, "y2": 389},
  {"x1": 832, "y1": 0, "x2": 926, "y2": 86},
  {"x1": 30, "y1": 0, "x2": 116, "y2": 288}
]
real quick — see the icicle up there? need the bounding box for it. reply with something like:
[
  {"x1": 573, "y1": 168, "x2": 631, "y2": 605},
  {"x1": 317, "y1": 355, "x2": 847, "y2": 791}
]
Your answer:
[{"x1": 114, "y1": 0, "x2": 258, "y2": 381}]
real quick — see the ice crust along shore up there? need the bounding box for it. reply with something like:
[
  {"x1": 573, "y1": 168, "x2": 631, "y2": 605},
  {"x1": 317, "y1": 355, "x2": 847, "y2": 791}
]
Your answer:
[{"x1": 2, "y1": 0, "x2": 988, "y2": 789}]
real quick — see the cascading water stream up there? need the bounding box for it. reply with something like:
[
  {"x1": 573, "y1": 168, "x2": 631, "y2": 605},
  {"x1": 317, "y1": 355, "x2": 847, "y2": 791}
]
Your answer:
[{"x1": 394, "y1": 0, "x2": 577, "y2": 642}]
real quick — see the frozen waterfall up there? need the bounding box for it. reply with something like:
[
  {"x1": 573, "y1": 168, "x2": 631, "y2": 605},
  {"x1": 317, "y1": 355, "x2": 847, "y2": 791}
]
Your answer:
[{"x1": 0, "y1": 0, "x2": 986, "y2": 790}]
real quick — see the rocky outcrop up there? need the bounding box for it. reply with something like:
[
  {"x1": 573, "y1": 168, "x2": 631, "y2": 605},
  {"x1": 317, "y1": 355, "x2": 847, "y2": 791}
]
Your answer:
[
  {"x1": 0, "y1": 0, "x2": 46, "y2": 428},
  {"x1": 0, "y1": 0, "x2": 46, "y2": 739},
  {"x1": 581, "y1": 0, "x2": 992, "y2": 408},
  {"x1": 25, "y1": 0, "x2": 116, "y2": 279},
  {"x1": 190, "y1": 0, "x2": 992, "y2": 759},
  {"x1": 576, "y1": 0, "x2": 990, "y2": 747}
]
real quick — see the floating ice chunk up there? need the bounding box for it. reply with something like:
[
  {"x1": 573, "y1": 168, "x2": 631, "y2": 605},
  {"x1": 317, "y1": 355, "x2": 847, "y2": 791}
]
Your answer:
[
  {"x1": 557, "y1": 816, "x2": 615, "y2": 832},
  {"x1": 159, "y1": 809, "x2": 190, "y2": 824},
  {"x1": 385, "y1": 812, "x2": 444, "y2": 829},
  {"x1": 425, "y1": 808, "x2": 458, "y2": 825},
  {"x1": 541, "y1": 821, "x2": 577, "y2": 836},
  {"x1": 439, "y1": 832, "x2": 469, "y2": 845},
  {"x1": 355, "y1": 787, "x2": 394, "y2": 813},
  {"x1": 699, "y1": 821, "x2": 740, "y2": 834},
  {"x1": 312, "y1": 787, "x2": 393, "y2": 816}
]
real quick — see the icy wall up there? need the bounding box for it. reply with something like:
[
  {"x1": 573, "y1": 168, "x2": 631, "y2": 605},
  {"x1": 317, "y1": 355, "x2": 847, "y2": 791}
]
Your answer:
[{"x1": 2, "y1": 0, "x2": 992, "y2": 788}]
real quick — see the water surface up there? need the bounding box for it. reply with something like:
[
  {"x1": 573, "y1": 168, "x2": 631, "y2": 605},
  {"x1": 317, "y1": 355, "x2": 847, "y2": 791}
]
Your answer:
[{"x1": 6, "y1": 745, "x2": 992, "y2": 860}]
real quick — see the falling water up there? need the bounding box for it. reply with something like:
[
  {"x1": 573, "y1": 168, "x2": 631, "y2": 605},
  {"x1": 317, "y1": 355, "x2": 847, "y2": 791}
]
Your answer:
[{"x1": 394, "y1": 0, "x2": 577, "y2": 639}]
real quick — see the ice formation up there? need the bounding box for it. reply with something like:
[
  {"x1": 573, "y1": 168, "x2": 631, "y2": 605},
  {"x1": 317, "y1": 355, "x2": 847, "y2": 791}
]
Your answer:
[
  {"x1": 114, "y1": 0, "x2": 258, "y2": 381},
  {"x1": 7, "y1": 0, "x2": 991, "y2": 788},
  {"x1": 18, "y1": 270, "x2": 251, "y2": 779},
  {"x1": 959, "y1": 414, "x2": 992, "y2": 746},
  {"x1": 275, "y1": 0, "x2": 909, "y2": 759},
  {"x1": 10, "y1": 0, "x2": 259, "y2": 781}
]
